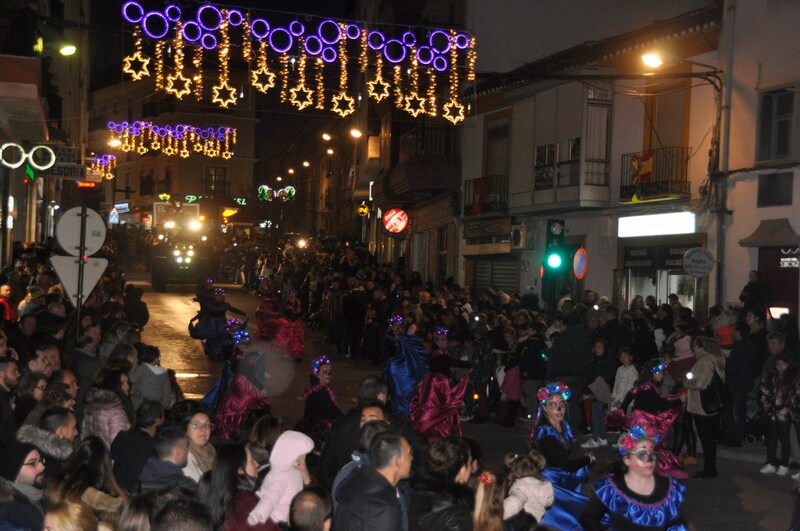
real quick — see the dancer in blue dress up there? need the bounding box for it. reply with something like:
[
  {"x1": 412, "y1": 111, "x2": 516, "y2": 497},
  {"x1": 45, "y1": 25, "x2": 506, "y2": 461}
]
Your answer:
[
  {"x1": 580, "y1": 424, "x2": 687, "y2": 530},
  {"x1": 532, "y1": 382, "x2": 595, "y2": 530},
  {"x1": 383, "y1": 314, "x2": 428, "y2": 415}
]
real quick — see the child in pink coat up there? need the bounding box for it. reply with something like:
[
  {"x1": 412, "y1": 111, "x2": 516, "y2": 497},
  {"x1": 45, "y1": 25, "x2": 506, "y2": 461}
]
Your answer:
[
  {"x1": 503, "y1": 450, "x2": 554, "y2": 523},
  {"x1": 247, "y1": 430, "x2": 315, "y2": 527}
]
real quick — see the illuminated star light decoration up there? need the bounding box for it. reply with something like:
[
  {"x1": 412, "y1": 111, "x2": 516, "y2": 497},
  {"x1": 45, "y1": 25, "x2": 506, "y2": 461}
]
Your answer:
[
  {"x1": 257, "y1": 184, "x2": 296, "y2": 202},
  {"x1": 107, "y1": 121, "x2": 237, "y2": 159},
  {"x1": 91, "y1": 154, "x2": 117, "y2": 180},
  {"x1": 119, "y1": 2, "x2": 476, "y2": 124}
]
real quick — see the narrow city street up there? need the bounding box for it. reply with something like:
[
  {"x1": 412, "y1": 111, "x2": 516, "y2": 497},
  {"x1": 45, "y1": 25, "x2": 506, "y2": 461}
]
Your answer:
[{"x1": 132, "y1": 267, "x2": 794, "y2": 530}]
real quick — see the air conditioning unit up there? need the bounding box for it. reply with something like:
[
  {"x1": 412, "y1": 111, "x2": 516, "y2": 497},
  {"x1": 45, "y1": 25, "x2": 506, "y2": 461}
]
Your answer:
[{"x1": 511, "y1": 224, "x2": 533, "y2": 250}]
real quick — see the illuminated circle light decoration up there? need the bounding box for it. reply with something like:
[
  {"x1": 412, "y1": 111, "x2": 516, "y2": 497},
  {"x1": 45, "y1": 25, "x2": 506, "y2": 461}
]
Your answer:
[
  {"x1": 257, "y1": 184, "x2": 296, "y2": 202},
  {"x1": 91, "y1": 154, "x2": 118, "y2": 180},
  {"x1": 107, "y1": 121, "x2": 236, "y2": 159},
  {"x1": 382, "y1": 207, "x2": 409, "y2": 234},
  {"x1": 0, "y1": 143, "x2": 56, "y2": 170},
  {"x1": 119, "y1": 2, "x2": 474, "y2": 124}
]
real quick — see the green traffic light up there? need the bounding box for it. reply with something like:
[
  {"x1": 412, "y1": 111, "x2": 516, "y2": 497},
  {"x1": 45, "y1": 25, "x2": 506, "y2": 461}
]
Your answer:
[{"x1": 547, "y1": 252, "x2": 562, "y2": 269}]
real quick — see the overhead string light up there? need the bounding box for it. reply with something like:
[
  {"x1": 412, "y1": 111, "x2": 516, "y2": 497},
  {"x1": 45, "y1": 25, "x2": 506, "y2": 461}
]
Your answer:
[
  {"x1": 91, "y1": 154, "x2": 117, "y2": 180},
  {"x1": 119, "y1": 2, "x2": 475, "y2": 124},
  {"x1": 107, "y1": 121, "x2": 236, "y2": 159}
]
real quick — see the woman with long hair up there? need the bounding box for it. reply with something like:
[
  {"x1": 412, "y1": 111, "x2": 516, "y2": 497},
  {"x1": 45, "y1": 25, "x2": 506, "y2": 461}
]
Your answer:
[
  {"x1": 472, "y1": 468, "x2": 505, "y2": 531},
  {"x1": 684, "y1": 335, "x2": 726, "y2": 479},
  {"x1": 301, "y1": 356, "x2": 342, "y2": 430},
  {"x1": 183, "y1": 410, "x2": 217, "y2": 483},
  {"x1": 98, "y1": 320, "x2": 141, "y2": 359},
  {"x1": 43, "y1": 436, "x2": 128, "y2": 526},
  {"x1": 83, "y1": 368, "x2": 135, "y2": 448},
  {"x1": 44, "y1": 499, "x2": 111, "y2": 531},
  {"x1": 13, "y1": 371, "x2": 47, "y2": 426},
  {"x1": 580, "y1": 425, "x2": 687, "y2": 530},
  {"x1": 197, "y1": 443, "x2": 265, "y2": 530}
]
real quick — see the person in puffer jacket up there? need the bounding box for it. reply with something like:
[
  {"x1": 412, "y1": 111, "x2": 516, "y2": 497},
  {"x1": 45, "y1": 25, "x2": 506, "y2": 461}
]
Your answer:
[{"x1": 247, "y1": 430, "x2": 314, "y2": 527}]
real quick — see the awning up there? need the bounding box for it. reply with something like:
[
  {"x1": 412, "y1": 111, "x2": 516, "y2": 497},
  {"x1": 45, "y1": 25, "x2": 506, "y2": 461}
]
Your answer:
[{"x1": 738, "y1": 218, "x2": 800, "y2": 247}]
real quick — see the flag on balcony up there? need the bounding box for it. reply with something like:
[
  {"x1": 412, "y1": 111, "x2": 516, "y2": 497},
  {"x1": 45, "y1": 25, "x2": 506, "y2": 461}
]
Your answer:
[
  {"x1": 632, "y1": 150, "x2": 654, "y2": 185},
  {"x1": 472, "y1": 177, "x2": 486, "y2": 215}
]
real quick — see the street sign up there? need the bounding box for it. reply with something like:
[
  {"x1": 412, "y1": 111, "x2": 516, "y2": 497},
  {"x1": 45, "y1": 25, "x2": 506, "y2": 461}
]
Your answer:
[
  {"x1": 573, "y1": 247, "x2": 588, "y2": 280},
  {"x1": 50, "y1": 255, "x2": 108, "y2": 308},
  {"x1": 49, "y1": 145, "x2": 79, "y2": 164},
  {"x1": 109, "y1": 208, "x2": 120, "y2": 225},
  {"x1": 39, "y1": 163, "x2": 104, "y2": 181},
  {"x1": 682, "y1": 247, "x2": 715, "y2": 278},
  {"x1": 56, "y1": 207, "x2": 107, "y2": 257},
  {"x1": 357, "y1": 204, "x2": 369, "y2": 217}
]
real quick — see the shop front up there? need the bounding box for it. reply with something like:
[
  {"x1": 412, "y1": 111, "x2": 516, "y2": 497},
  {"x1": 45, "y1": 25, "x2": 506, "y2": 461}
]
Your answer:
[{"x1": 463, "y1": 216, "x2": 520, "y2": 293}]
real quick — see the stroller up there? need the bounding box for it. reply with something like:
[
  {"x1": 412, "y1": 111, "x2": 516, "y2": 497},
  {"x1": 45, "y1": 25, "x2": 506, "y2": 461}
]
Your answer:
[{"x1": 744, "y1": 406, "x2": 767, "y2": 444}]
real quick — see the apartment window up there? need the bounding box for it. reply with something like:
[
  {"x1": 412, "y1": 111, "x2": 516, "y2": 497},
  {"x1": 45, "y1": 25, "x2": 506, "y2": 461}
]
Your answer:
[
  {"x1": 758, "y1": 89, "x2": 794, "y2": 161},
  {"x1": 757, "y1": 172, "x2": 793, "y2": 207},
  {"x1": 203, "y1": 166, "x2": 228, "y2": 194},
  {"x1": 557, "y1": 137, "x2": 581, "y2": 186},
  {"x1": 157, "y1": 166, "x2": 172, "y2": 194},
  {"x1": 534, "y1": 143, "x2": 556, "y2": 189},
  {"x1": 139, "y1": 169, "x2": 154, "y2": 196}
]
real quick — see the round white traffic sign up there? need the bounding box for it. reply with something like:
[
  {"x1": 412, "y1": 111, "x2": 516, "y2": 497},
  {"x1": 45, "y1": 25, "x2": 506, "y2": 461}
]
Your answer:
[
  {"x1": 682, "y1": 247, "x2": 715, "y2": 278},
  {"x1": 56, "y1": 207, "x2": 107, "y2": 257}
]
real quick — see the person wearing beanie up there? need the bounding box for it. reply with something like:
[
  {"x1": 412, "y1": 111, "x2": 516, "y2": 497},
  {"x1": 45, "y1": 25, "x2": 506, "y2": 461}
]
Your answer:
[
  {"x1": 18, "y1": 286, "x2": 46, "y2": 317},
  {"x1": 0, "y1": 441, "x2": 46, "y2": 530}
]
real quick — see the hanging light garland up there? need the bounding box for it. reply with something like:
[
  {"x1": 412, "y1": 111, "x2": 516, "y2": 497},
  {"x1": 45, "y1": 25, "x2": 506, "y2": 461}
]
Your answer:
[
  {"x1": 257, "y1": 184, "x2": 296, "y2": 202},
  {"x1": 91, "y1": 154, "x2": 117, "y2": 180},
  {"x1": 120, "y1": 1, "x2": 476, "y2": 125},
  {"x1": 107, "y1": 121, "x2": 236, "y2": 159}
]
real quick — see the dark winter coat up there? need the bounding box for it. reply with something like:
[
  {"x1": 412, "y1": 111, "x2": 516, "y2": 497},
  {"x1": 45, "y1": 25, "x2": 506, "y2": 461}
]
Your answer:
[
  {"x1": 138, "y1": 457, "x2": 197, "y2": 495},
  {"x1": 550, "y1": 325, "x2": 593, "y2": 379},
  {"x1": 0, "y1": 386, "x2": 15, "y2": 447},
  {"x1": 15, "y1": 425, "x2": 74, "y2": 480},
  {"x1": 333, "y1": 465, "x2": 403, "y2": 531},
  {"x1": 110, "y1": 427, "x2": 156, "y2": 493},
  {"x1": 0, "y1": 478, "x2": 43, "y2": 530},
  {"x1": 408, "y1": 477, "x2": 474, "y2": 531},
  {"x1": 315, "y1": 407, "x2": 361, "y2": 491}
]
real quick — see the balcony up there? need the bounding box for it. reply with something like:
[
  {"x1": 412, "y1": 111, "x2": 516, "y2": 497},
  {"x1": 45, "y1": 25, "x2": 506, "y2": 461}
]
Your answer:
[
  {"x1": 464, "y1": 175, "x2": 508, "y2": 216},
  {"x1": 398, "y1": 126, "x2": 455, "y2": 163},
  {"x1": 620, "y1": 147, "x2": 691, "y2": 203}
]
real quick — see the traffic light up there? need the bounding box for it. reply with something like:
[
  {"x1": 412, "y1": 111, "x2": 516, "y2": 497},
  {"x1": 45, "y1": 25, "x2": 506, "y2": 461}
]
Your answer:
[
  {"x1": 544, "y1": 219, "x2": 566, "y2": 271},
  {"x1": 546, "y1": 248, "x2": 564, "y2": 269}
]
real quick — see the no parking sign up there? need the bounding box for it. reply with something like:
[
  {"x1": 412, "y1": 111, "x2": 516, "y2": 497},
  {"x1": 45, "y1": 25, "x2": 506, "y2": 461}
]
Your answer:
[{"x1": 573, "y1": 247, "x2": 588, "y2": 280}]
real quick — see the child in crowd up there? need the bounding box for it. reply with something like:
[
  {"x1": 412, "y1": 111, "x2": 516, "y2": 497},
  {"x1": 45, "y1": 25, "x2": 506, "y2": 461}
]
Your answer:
[
  {"x1": 759, "y1": 353, "x2": 796, "y2": 476},
  {"x1": 503, "y1": 450, "x2": 554, "y2": 523},
  {"x1": 610, "y1": 347, "x2": 638, "y2": 411},
  {"x1": 582, "y1": 339, "x2": 615, "y2": 448}
]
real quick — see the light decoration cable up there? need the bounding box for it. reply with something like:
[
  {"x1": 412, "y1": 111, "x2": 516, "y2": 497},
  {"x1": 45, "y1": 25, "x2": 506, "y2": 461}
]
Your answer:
[
  {"x1": 120, "y1": 2, "x2": 475, "y2": 125},
  {"x1": 107, "y1": 121, "x2": 236, "y2": 159},
  {"x1": 91, "y1": 154, "x2": 118, "y2": 180}
]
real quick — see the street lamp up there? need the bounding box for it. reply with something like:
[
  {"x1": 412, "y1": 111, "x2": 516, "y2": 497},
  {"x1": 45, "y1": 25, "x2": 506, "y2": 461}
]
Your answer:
[
  {"x1": 276, "y1": 176, "x2": 283, "y2": 182},
  {"x1": 108, "y1": 138, "x2": 122, "y2": 148},
  {"x1": 302, "y1": 161, "x2": 310, "y2": 167},
  {"x1": 288, "y1": 168, "x2": 295, "y2": 174},
  {"x1": 641, "y1": 53, "x2": 664, "y2": 68},
  {"x1": 322, "y1": 133, "x2": 332, "y2": 141},
  {"x1": 59, "y1": 44, "x2": 77, "y2": 56},
  {"x1": 350, "y1": 128, "x2": 363, "y2": 139},
  {"x1": 326, "y1": 148, "x2": 334, "y2": 155}
]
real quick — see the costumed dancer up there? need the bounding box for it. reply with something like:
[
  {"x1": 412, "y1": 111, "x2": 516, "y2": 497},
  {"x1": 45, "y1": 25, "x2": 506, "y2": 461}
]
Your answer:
[
  {"x1": 410, "y1": 327, "x2": 472, "y2": 439},
  {"x1": 531, "y1": 382, "x2": 594, "y2": 531},
  {"x1": 270, "y1": 290, "x2": 305, "y2": 361},
  {"x1": 255, "y1": 276, "x2": 280, "y2": 340},
  {"x1": 200, "y1": 318, "x2": 246, "y2": 414},
  {"x1": 580, "y1": 424, "x2": 687, "y2": 530},
  {"x1": 383, "y1": 314, "x2": 428, "y2": 415},
  {"x1": 212, "y1": 330, "x2": 272, "y2": 440},
  {"x1": 605, "y1": 360, "x2": 686, "y2": 480},
  {"x1": 190, "y1": 287, "x2": 247, "y2": 361},
  {"x1": 302, "y1": 355, "x2": 342, "y2": 430}
]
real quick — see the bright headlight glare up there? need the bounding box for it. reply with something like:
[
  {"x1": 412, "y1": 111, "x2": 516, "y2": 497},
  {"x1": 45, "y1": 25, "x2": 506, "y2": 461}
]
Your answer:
[
  {"x1": 176, "y1": 257, "x2": 183, "y2": 263},
  {"x1": 173, "y1": 250, "x2": 181, "y2": 256},
  {"x1": 187, "y1": 250, "x2": 194, "y2": 257},
  {"x1": 185, "y1": 257, "x2": 192, "y2": 263}
]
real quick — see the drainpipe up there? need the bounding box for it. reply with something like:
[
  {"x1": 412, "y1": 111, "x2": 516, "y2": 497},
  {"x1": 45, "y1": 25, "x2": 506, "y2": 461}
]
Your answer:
[{"x1": 715, "y1": 0, "x2": 736, "y2": 306}]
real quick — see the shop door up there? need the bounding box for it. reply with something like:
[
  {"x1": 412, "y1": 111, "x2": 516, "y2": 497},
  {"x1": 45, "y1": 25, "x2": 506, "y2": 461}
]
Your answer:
[
  {"x1": 623, "y1": 269, "x2": 696, "y2": 311},
  {"x1": 471, "y1": 256, "x2": 520, "y2": 294}
]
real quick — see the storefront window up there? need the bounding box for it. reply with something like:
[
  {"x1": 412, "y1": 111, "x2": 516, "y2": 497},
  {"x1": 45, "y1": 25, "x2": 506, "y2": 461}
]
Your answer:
[{"x1": 627, "y1": 269, "x2": 695, "y2": 311}]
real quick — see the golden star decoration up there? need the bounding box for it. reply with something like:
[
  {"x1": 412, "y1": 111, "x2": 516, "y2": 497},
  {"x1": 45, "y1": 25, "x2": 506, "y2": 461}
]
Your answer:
[
  {"x1": 123, "y1": 51, "x2": 151, "y2": 81},
  {"x1": 221, "y1": 151, "x2": 233, "y2": 160},
  {"x1": 136, "y1": 146, "x2": 148, "y2": 155},
  {"x1": 331, "y1": 91, "x2": 355, "y2": 117},
  {"x1": 165, "y1": 70, "x2": 191, "y2": 99},
  {"x1": 251, "y1": 65, "x2": 277, "y2": 94},
  {"x1": 290, "y1": 83, "x2": 314, "y2": 110},
  {"x1": 367, "y1": 75, "x2": 390, "y2": 102},
  {"x1": 212, "y1": 82, "x2": 238, "y2": 108},
  {"x1": 443, "y1": 98, "x2": 465, "y2": 125},
  {"x1": 404, "y1": 92, "x2": 427, "y2": 118}
]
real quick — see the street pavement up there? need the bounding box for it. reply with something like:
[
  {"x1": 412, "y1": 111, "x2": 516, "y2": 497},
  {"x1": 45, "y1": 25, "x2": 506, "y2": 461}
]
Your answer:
[{"x1": 130, "y1": 269, "x2": 795, "y2": 530}]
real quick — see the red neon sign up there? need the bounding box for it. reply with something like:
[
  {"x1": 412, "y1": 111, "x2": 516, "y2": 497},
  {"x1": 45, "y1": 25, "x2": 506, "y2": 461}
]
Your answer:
[
  {"x1": 76, "y1": 181, "x2": 96, "y2": 188},
  {"x1": 382, "y1": 208, "x2": 409, "y2": 234}
]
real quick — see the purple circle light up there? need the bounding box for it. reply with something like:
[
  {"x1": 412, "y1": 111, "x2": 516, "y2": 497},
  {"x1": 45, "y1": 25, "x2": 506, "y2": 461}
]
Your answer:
[
  {"x1": 429, "y1": 30, "x2": 451, "y2": 54},
  {"x1": 175, "y1": 133, "x2": 184, "y2": 140},
  {"x1": 289, "y1": 20, "x2": 305, "y2": 36},
  {"x1": 417, "y1": 46, "x2": 433, "y2": 65},
  {"x1": 268, "y1": 27, "x2": 293, "y2": 54},
  {"x1": 402, "y1": 31, "x2": 416, "y2": 47},
  {"x1": 164, "y1": 4, "x2": 181, "y2": 22},
  {"x1": 107, "y1": 121, "x2": 115, "y2": 128},
  {"x1": 318, "y1": 19, "x2": 341, "y2": 45},
  {"x1": 432, "y1": 55, "x2": 448, "y2": 72},
  {"x1": 121, "y1": 121, "x2": 129, "y2": 127},
  {"x1": 304, "y1": 35, "x2": 322, "y2": 55},
  {"x1": 176, "y1": 124, "x2": 186, "y2": 133},
  {"x1": 182, "y1": 21, "x2": 201, "y2": 41},
  {"x1": 251, "y1": 18, "x2": 269, "y2": 40},
  {"x1": 217, "y1": 126, "x2": 228, "y2": 135},
  {"x1": 383, "y1": 39, "x2": 406, "y2": 64},
  {"x1": 157, "y1": 128, "x2": 168, "y2": 138},
  {"x1": 227, "y1": 9, "x2": 243, "y2": 26},
  {"x1": 201, "y1": 33, "x2": 217, "y2": 50},
  {"x1": 321, "y1": 46, "x2": 337, "y2": 63},
  {"x1": 197, "y1": 4, "x2": 222, "y2": 31},
  {"x1": 114, "y1": 124, "x2": 124, "y2": 134},
  {"x1": 121, "y1": 1, "x2": 144, "y2": 24},
  {"x1": 142, "y1": 11, "x2": 169, "y2": 39},
  {"x1": 367, "y1": 30, "x2": 385, "y2": 50},
  {"x1": 132, "y1": 120, "x2": 143, "y2": 128},
  {"x1": 200, "y1": 130, "x2": 210, "y2": 140},
  {"x1": 455, "y1": 33, "x2": 470, "y2": 49},
  {"x1": 346, "y1": 24, "x2": 360, "y2": 40}
]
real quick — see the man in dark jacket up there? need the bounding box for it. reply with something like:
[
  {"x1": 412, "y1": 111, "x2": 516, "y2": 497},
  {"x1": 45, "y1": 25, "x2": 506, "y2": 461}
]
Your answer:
[
  {"x1": 138, "y1": 424, "x2": 196, "y2": 494},
  {"x1": 739, "y1": 270, "x2": 768, "y2": 312},
  {"x1": 68, "y1": 333, "x2": 102, "y2": 419},
  {"x1": 16, "y1": 407, "x2": 77, "y2": 479},
  {"x1": 408, "y1": 436, "x2": 473, "y2": 531},
  {"x1": 0, "y1": 442, "x2": 46, "y2": 530},
  {"x1": 333, "y1": 431, "x2": 411, "y2": 531},
  {"x1": 112, "y1": 400, "x2": 163, "y2": 492},
  {"x1": 0, "y1": 357, "x2": 20, "y2": 447},
  {"x1": 722, "y1": 323, "x2": 760, "y2": 447},
  {"x1": 550, "y1": 312, "x2": 593, "y2": 433}
]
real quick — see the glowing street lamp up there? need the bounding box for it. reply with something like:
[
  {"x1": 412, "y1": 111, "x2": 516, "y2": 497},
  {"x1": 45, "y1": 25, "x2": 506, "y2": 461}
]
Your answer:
[
  {"x1": 326, "y1": 148, "x2": 334, "y2": 155},
  {"x1": 641, "y1": 53, "x2": 664, "y2": 68},
  {"x1": 302, "y1": 161, "x2": 310, "y2": 167},
  {"x1": 59, "y1": 44, "x2": 77, "y2": 56},
  {"x1": 322, "y1": 133, "x2": 332, "y2": 141},
  {"x1": 350, "y1": 128, "x2": 363, "y2": 138},
  {"x1": 108, "y1": 138, "x2": 122, "y2": 148},
  {"x1": 288, "y1": 168, "x2": 295, "y2": 174}
]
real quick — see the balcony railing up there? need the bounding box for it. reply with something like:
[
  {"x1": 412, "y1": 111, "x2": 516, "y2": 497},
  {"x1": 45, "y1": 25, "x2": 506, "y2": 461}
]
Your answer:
[
  {"x1": 398, "y1": 126, "x2": 455, "y2": 163},
  {"x1": 619, "y1": 147, "x2": 690, "y2": 203},
  {"x1": 464, "y1": 175, "x2": 508, "y2": 215}
]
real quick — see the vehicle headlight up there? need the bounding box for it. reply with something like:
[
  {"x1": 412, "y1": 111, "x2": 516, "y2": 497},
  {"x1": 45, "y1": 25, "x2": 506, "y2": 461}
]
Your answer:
[
  {"x1": 201, "y1": 236, "x2": 207, "y2": 241},
  {"x1": 173, "y1": 250, "x2": 181, "y2": 256},
  {"x1": 187, "y1": 250, "x2": 194, "y2": 257},
  {"x1": 164, "y1": 221, "x2": 176, "y2": 229},
  {"x1": 189, "y1": 220, "x2": 202, "y2": 231},
  {"x1": 185, "y1": 257, "x2": 192, "y2": 263},
  {"x1": 176, "y1": 257, "x2": 183, "y2": 263}
]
